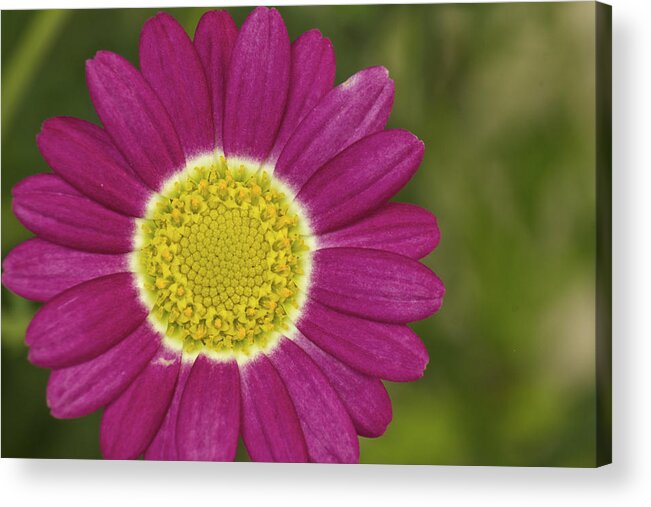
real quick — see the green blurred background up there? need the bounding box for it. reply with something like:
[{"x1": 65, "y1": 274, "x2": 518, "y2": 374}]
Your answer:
[{"x1": 1, "y1": 3, "x2": 599, "y2": 466}]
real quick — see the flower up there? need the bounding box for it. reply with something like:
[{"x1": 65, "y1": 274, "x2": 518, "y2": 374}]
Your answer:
[{"x1": 2, "y1": 7, "x2": 445, "y2": 463}]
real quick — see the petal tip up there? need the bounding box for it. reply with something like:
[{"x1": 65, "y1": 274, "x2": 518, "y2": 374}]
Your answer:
[
  {"x1": 363, "y1": 65, "x2": 390, "y2": 79},
  {"x1": 197, "y1": 9, "x2": 236, "y2": 32},
  {"x1": 152, "y1": 11, "x2": 173, "y2": 22},
  {"x1": 85, "y1": 50, "x2": 113, "y2": 75},
  {"x1": 90, "y1": 49, "x2": 112, "y2": 62},
  {"x1": 141, "y1": 11, "x2": 183, "y2": 37}
]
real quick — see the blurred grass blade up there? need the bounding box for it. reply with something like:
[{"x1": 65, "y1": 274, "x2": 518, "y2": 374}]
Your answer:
[{"x1": 2, "y1": 10, "x2": 70, "y2": 138}]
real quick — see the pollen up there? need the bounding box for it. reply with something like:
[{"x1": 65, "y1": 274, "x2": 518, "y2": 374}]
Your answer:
[{"x1": 134, "y1": 158, "x2": 311, "y2": 358}]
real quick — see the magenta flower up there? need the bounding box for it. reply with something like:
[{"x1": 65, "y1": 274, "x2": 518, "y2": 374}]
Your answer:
[{"x1": 3, "y1": 7, "x2": 444, "y2": 462}]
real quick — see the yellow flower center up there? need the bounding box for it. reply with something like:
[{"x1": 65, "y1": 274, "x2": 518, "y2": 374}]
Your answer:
[{"x1": 133, "y1": 156, "x2": 311, "y2": 360}]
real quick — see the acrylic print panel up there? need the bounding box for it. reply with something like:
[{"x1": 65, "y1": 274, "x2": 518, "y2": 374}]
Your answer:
[{"x1": 1, "y1": 2, "x2": 611, "y2": 466}]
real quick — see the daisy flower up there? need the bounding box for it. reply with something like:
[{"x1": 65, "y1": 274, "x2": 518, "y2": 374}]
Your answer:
[{"x1": 2, "y1": 7, "x2": 445, "y2": 462}]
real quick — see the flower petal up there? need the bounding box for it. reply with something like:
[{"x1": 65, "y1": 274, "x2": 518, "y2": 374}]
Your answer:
[
  {"x1": 297, "y1": 129, "x2": 424, "y2": 234},
  {"x1": 297, "y1": 300, "x2": 429, "y2": 382},
  {"x1": 144, "y1": 360, "x2": 193, "y2": 461},
  {"x1": 310, "y1": 247, "x2": 444, "y2": 323},
  {"x1": 297, "y1": 334, "x2": 392, "y2": 437},
  {"x1": 86, "y1": 50, "x2": 184, "y2": 191},
  {"x1": 194, "y1": 10, "x2": 238, "y2": 151},
  {"x1": 223, "y1": 7, "x2": 290, "y2": 162},
  {"x1": 46, "y1": 321, "x2": 160, "y2": 419},
  {"x1": 266, "y1": 29, "x2": 335, "y2": 164},
  {"x1": 36, "y1": 117, "x2": 151, "y2": 217},
  {"x1": 12, "y1": 174, "x2": 135, "y2": 254},
  {"x1": 241, "y1": 354, "x2": 308, "y2": 462},
  {"x1": 140, "y1": 13, "x2": 213, "y2": 158},
  {"x1": 270, "y1": 338, "x2": 359, "y2": 463},
  {"x1": 26, "y1": 273, "x2": 148, "y2": 368},
  {"x1": 318, "y1": 202, "x2": 440, "y2": 260},
  {"x1": 100, "y1": 346, "x2": 180, "y2": 460},
  {"x1": 2, "y1": 238, "x2": 127, "y2": 302},
  {"x1": 274, "y1": 66, "x2": 394, "y2": 192},
  {"x1": 176, "y1": 356, "x2": 240, "y2": 461}
]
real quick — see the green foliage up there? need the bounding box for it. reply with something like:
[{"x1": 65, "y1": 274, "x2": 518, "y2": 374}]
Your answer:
[{"x1": 1, "y1": 4, "x2": 598, "y2": 465}]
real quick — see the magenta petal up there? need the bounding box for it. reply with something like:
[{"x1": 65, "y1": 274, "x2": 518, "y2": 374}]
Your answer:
[
  {"x1": 26, "y1": 273, "x2": 147, "y2": 368},
  {"x1": 311, "y1": 247, "x2": 444, "y2": 323},
  {"x1": 297, "y1": 129, "x2": 424, "y2": 234},
  {"x1": 140, "y1": 13, "x2": 213, "y2": 158},
  {"x1": 318, "y1": 203, "x2": 441, "y2": 260},
  {"x1": 274, "y1": 66, "x2": 394, "y2": 192},
  {"x1": 36, "y1": 117, "x2": 151, "y2": 217},
  {"x1": 194, "y1": 10, "x2": 238, "y2": 151},
  {"x1": 176, "y1": 356, "x2": 240, "y2": 461},
  {"x1": 100, "y1": 346, "x2": 180, "y2": 460},
  {"x1": 144, "y1": 360, "x2": 193, "y2": 461},
  {"x1": 266, "y1": 29, "x2": 335, "y2": 164},
  {"x1": 86, "y1": 50, "x2": 184, "y2": 191},
  {"x1": 241, "y1": 355, "x2": 308, "y2": 462},
  {"x1": 297, "y1": 300, "x2": 429, "y2": 382},
  {"x1": 270, "y1": 338, "x2": 359, "y2": 463},
  {"x1": 223, "y1": 7, "x2": 290, "y2": 162},
  {"x1": 12, "y1": 174, "x2": 134, "y2": 254},
  {"x1": 47, "y1": 321, "x2": 161, "y2": 419},
  {"x1": 2, "y1": 238, "x2": 127, "y2": 302},
  {"x1": 297, "y1": 334, "x2": 392, "y2": 437}
]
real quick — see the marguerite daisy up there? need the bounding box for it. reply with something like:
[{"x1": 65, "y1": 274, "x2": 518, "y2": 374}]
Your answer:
[{"x1": 2, "y1": 7, "x2": 444, "y2": 463}]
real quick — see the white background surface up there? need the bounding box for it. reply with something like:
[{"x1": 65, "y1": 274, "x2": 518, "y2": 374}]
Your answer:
[{"x1": 1, "y1": 0, "x2": 649, "y2": 505}]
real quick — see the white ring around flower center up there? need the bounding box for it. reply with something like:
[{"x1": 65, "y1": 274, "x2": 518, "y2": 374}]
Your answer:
[{"x1": 130, "y1": 152, "x2": 314, "y2": 365}]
